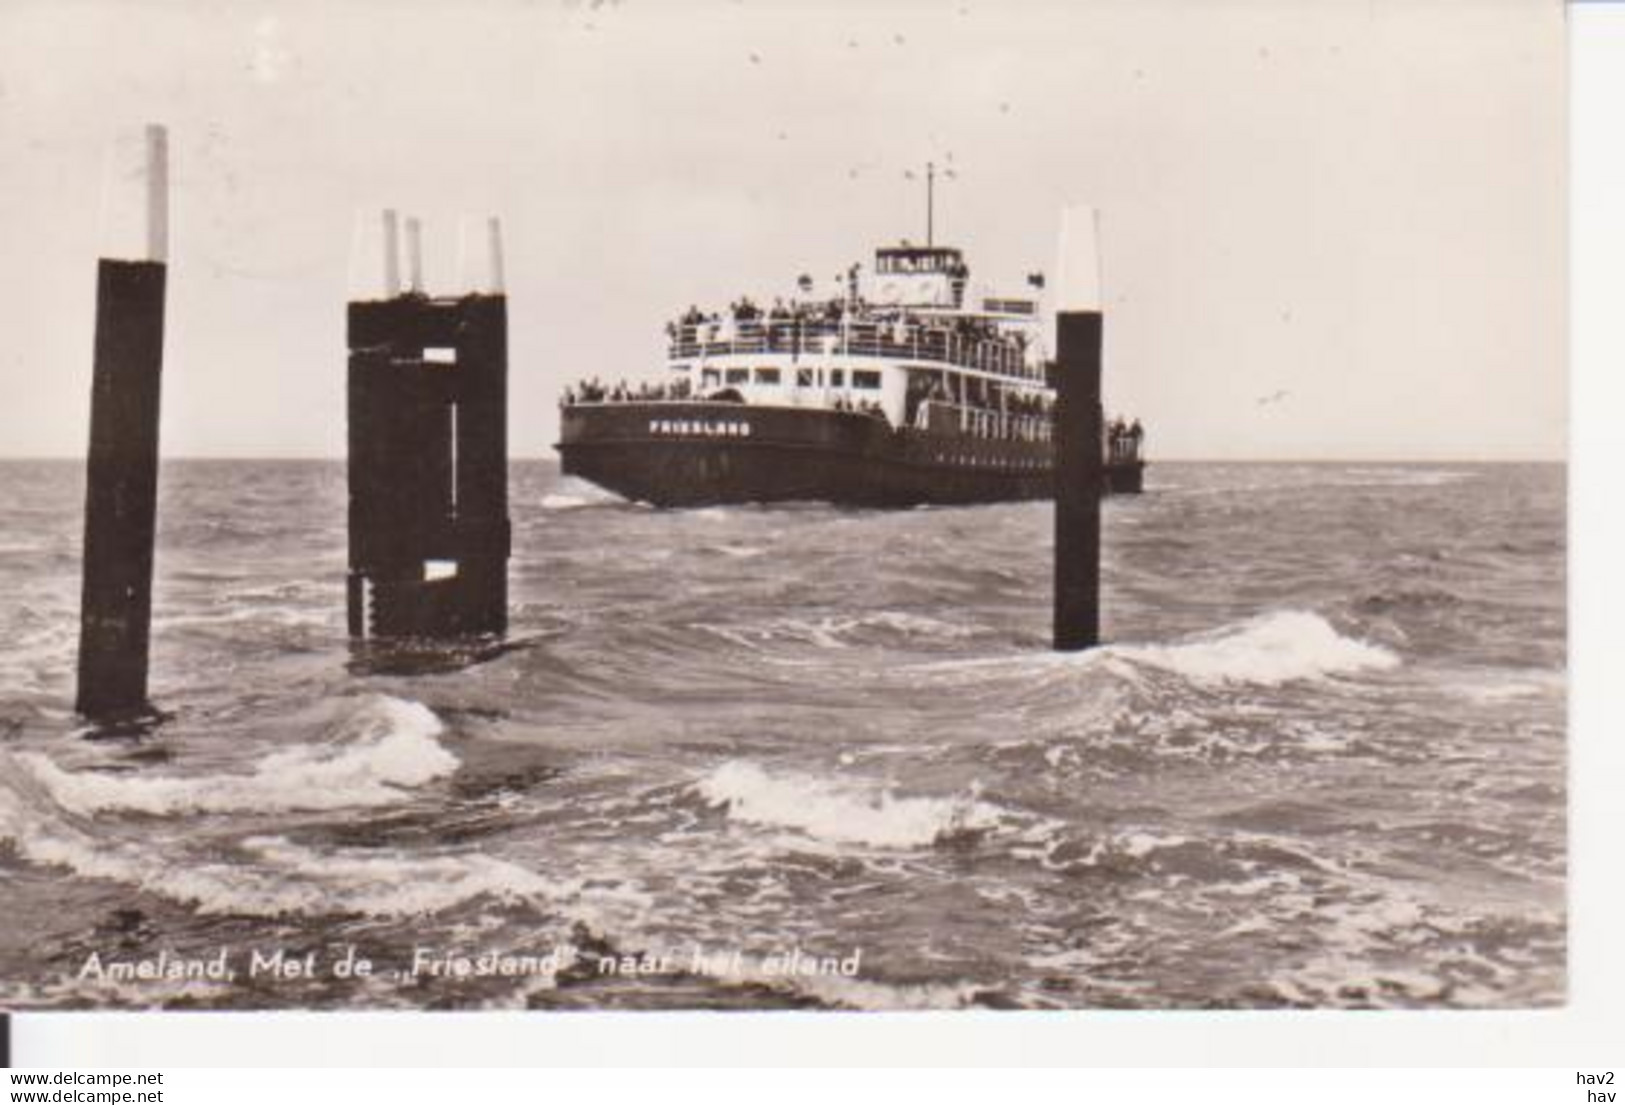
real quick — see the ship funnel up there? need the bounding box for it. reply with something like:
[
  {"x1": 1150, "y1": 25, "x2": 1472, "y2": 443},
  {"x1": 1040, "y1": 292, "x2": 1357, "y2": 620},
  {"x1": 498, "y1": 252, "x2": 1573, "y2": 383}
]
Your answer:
[
  {"x1": 456, "y1": 214, "x2": 506, "y2": 296},
  {"x1": 347, "y1": 208, "x2": 405, "y2": 301},
  {"x1": 1053, "y1": 204, "x2": 1102, "y2": 313},
  {"x1": 98, "y1": 124, "x2": 168, "y2": 263}
]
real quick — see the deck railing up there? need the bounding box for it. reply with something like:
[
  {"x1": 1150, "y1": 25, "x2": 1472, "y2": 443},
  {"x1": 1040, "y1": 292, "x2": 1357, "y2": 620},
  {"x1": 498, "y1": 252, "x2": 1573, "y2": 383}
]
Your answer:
[
  {"x1": 668, "y1": 319, "x2": 1038, "y2": 380},
  {"x1": 914, "y1": 400, "x2": 1052, "y2": 443},
  {"x1": 1107, "y1": 430, "x2": 1144, "y2": 465}
]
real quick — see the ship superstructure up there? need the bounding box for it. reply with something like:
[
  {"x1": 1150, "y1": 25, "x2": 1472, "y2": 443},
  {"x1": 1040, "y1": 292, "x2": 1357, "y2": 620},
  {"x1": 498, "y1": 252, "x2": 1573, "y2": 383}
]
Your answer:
[{"x1": 557, "y1": 199, "x2": 1144, "y2": 507}]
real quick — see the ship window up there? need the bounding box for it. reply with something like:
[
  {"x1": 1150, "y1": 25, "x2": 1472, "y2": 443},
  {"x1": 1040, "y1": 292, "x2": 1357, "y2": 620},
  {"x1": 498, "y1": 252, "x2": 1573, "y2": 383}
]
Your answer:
[
  {"x1": 853, "y1": 370, "x2": 882, "y2": 390},
  {"x1": 671, "y1": 363, "x2": 691, "y2": 372},
  {"x1": 796, "y1": 368, "x2": 815, "y2": 387},
  {"x1": 830, "y1": 369, "x2": 846, "y2": 387},
  {"x1": 702, "y1": 368, "x2": 721, "y2": 387},
  {"x1": 754, "y1": 368, "x2": 781, "y2": 385},
  {"x1": 725, "y1": 368, "x2": 749, "y2": 385}
]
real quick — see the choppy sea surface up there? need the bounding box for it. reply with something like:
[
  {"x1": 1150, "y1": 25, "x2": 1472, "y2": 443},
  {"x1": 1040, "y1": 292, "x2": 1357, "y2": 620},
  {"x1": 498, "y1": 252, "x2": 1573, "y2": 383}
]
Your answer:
[{"x1": 0, "y1": 460, "x2": 1565, "y2": 1010}]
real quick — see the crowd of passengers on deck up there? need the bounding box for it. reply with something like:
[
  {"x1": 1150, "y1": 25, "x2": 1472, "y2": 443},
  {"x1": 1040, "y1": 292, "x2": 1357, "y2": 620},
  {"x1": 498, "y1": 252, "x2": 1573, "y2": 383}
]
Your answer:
[
  {"x1": 667, "y1": 297, "x2": 1028, "y2": 359},
  {"x1": 563, "y1": 377, "x2": 694, "y2": 405},
  {"x1": 1107, "y1": 417, "x2": 1146, "y2": 461},
  {"x1": 560, "y1": 377, "x2": 889, "y2": 420}
]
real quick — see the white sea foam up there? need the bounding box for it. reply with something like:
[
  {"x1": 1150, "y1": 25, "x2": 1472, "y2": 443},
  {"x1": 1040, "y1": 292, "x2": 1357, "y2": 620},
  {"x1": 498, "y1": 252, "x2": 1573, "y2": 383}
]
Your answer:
[
  {"x1": 771, "y1": 972, "x2": 982, "y2": 1011},
  {"x1": 18, "y1": 695, "x2": 456, "y2": 817},
  {"x1": 154, "y1": 606, "x2": 333, "y2": 631},
  {"x1": 1038, "y1": 828, "x2": 1199, "y2": 872},
  {"x1": 232, "y1": 836, "x2": 573, "y2": 917},
  {"x1": 694, "y1": 761, "x2": 1002, "y2": 849},
  {"x1": 710, "y1": 611, "x2": 978, "y2": 652},
  {"x1": 857, "y1": 611, "x2": 979, "y2": 639},
  {"x1": 906, "y1": 611, "x2": 1394, "y2": 691},
  {"x1": 1446, "y1": 668, "x2": 1566, "y2": 704},
  {"x1": 0, "y1": 798, "x2": 565, "y2": 919},
  {"x1": 0, "y1": 768, "x2": 632, "y2": 919},
  {"x1": 540, "y1": 477, "x2": 624, "y2": 510},
  {"x1": 1115, "y1": 611, "x2": 1398, "y2": 687},
  {"x1": 1340, "y1": 467, "x2": 1474, "y2": 488},
  {"x1": 712, "y1": 544, "x2": 767, "y2": 559}
]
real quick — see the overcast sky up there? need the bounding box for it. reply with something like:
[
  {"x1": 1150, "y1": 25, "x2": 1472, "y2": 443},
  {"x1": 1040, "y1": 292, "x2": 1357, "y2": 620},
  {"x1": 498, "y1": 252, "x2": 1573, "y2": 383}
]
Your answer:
[{"x1": 0, "y1": 0, "x2": 1564, "y2": 460}]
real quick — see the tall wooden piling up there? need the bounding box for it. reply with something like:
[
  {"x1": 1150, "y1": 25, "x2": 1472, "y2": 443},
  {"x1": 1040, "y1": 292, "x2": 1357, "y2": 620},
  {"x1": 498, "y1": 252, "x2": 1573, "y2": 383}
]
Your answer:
[
  {"x1": 76, "y1": 125, "x2": 169, "y2": 717},
  {"x1": 347, "y1": 212, "x2": 510, "y2": 639},
  {"x1": 1052, "y1": 206, "x2": 1104, "y2": 652}
]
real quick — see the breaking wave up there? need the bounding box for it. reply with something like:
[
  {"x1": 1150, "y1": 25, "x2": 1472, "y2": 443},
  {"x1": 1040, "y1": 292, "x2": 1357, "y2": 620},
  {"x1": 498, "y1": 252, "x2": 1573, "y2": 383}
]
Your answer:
[
  {"x1": 0, "y1": 800, "x2": 571, "y2": 920},
  {"x1": 15, "y1": 695, "x2": 455, "y2": 817},
  {"x1": 223, "y1": 836, "x2": 574, "y2": 918},
  {"x1": 693, "y1": 760, "x2": 1003, "y2": 848},
  {"x1": 0, "y1": 775, "x2": 645, "y2": 920},
  {"x1": 1114, "y1": 611, "x2": 1398, "y2": 687}
]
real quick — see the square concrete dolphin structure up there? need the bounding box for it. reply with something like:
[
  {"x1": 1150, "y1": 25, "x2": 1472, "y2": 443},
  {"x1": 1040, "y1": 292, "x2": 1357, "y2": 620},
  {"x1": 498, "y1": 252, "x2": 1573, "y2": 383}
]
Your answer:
[{"x1": 346, "y1": 210, "x2": 511, "y2": 640}]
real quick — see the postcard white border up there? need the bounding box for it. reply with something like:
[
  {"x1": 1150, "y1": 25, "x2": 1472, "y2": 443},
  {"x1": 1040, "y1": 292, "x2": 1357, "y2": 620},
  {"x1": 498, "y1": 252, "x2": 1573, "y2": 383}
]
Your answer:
[{"x1": 12, "y1": 1, "x2": 1620, "y2": 1069}]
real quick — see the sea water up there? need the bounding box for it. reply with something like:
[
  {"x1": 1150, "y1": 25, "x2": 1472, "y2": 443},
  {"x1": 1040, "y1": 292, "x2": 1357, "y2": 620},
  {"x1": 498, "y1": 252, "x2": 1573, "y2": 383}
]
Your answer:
[{"x1": 0, "y1": 460, "x2": 1565, "y2": 1009}]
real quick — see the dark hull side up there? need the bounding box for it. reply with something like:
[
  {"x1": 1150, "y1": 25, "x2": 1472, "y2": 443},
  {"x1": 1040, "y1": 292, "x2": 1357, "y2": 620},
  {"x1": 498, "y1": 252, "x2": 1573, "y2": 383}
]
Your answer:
[{"x1": 556, "y1": 402, "x2": 1144, "y2": 509}]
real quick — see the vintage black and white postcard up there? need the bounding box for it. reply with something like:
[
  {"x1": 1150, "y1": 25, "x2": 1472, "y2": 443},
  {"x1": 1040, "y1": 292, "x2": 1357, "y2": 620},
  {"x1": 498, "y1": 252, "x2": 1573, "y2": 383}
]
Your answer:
[{"x1": 0, "y1": 0, "x2": 1565, "y2": 1016}]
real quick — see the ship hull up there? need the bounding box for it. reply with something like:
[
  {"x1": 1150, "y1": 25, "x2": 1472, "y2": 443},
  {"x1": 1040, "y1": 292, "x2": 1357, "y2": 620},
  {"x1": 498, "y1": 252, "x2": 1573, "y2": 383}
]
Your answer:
[{"x1": 557, "y1": 402, "x2": 1143, "y2": 508}]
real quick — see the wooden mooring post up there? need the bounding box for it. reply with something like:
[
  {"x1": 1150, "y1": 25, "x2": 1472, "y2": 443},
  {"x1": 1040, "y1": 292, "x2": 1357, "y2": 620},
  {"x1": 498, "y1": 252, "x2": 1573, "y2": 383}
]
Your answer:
[
  {"x1": 346, "y1": 211, "x2": 511, "y2": 639},
  {"x1": 1052, "y1": 205, "x2": 1104, "y2": 652},
  {"x1": 76, "y1": 124, "x2": 169, "y2": 717}
]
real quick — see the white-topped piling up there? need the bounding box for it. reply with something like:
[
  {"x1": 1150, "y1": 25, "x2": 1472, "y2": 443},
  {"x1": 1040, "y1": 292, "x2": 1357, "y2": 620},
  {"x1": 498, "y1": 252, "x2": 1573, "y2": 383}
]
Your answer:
[
  {"x1": 78, "y1": 124, "x2": 171, "y2": 717},
  {"x1": 1052, "y1": 205, "x2": 1105, "y2": 651}
]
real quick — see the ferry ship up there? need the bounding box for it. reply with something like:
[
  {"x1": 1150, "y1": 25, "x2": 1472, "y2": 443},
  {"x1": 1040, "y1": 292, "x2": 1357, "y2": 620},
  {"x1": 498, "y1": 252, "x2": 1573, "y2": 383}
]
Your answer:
[{"x1": 556, "y1": 213, "x2": 1144, "y2": 508}]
